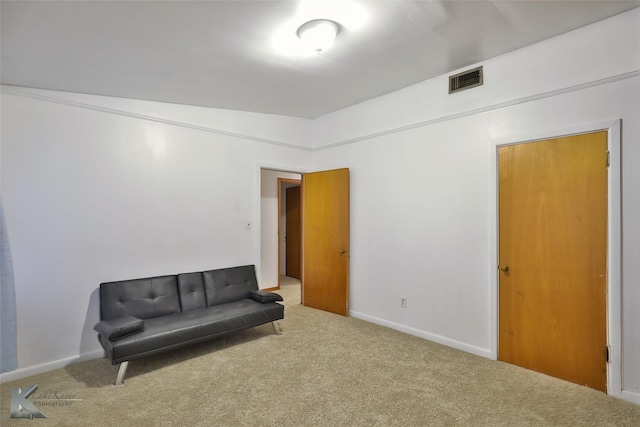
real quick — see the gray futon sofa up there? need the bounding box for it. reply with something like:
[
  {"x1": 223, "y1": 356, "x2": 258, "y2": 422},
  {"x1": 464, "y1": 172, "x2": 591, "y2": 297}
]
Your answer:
[{"x1": 94, "y1": 265, "x2": 284, "y2": 385}]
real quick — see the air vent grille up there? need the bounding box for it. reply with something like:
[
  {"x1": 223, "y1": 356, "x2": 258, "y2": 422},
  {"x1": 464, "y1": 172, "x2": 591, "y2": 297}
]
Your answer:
[{"x1": 449, "y1": 66, "x2": 483, "y2": 94}]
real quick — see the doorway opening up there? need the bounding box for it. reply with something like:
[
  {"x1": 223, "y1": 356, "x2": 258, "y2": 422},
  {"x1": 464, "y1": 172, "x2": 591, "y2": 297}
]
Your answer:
[
  {"x1": 259, "y1": 168, "x2": 301, "y2": 293},
  {"x1": 278, "y1": 178, "x2": 301, "y2": 291},
  {"x1": 259, "y1": 167, "x2": 350, "y2": 316}
]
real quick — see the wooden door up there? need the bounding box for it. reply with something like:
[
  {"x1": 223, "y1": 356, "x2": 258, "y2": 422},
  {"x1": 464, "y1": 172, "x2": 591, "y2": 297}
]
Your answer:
[
  {"x1": 302, "y1": 168, "x2": 349, "y2": 316},
  {"x1": 498, "y1": 131, "x2": 608, "y2": 392},
  {"x1": 285, "y1": 186, "x2": 301, "y2": 279}
]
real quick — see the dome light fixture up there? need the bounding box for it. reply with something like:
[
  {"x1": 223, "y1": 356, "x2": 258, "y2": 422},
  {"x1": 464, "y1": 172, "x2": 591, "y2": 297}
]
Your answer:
[{"x1": 297, "y1": 19, "x2": 339, "y2": 54}]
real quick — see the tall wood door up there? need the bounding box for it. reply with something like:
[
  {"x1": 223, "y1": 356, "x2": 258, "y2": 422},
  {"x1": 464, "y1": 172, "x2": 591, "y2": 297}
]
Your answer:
[
  {"x1": 285, "y1": 186, "x2": 301, "y2": 279},
  {"x1": 302, "y1": 168, "x2": 349, "y2": 316},
  {"x1": 498, "y1": 131, "x2": 608, "y2": 392}
]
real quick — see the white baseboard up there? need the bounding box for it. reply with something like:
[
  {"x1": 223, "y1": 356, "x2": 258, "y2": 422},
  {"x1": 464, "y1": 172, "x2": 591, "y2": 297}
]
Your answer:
[
  {"x1": 350, "y1": 310, "x2": 640, "y2": 406},
  {"x1": 621, "y1": 390, "x2": 640, "y2": 405},
  {"x1": 349, "y1": 310, "x2": 493, "y2": 359},
  {"x1": 0, "y1": 349, "x2": 104, "y2": 384}
]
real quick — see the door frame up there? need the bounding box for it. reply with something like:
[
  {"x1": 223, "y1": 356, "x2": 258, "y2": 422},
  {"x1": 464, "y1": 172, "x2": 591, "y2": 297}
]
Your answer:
[
  {"x1": 489, "y1": 120, "x2": 622, "y2": 397},
  {"x1": 278, "y1": 178, "x2": 302, "y2": 288}
]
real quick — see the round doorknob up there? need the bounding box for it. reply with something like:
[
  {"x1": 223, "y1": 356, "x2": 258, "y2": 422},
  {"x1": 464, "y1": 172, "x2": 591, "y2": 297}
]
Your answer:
[{"x1": 499, "y1": 265, "x2": 510, "y2": 272}]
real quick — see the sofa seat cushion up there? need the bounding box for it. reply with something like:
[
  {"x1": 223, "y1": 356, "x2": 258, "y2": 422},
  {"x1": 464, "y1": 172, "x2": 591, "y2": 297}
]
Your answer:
[{"x1": 106, "y1": 299, "x2": 284, "y2": 363}]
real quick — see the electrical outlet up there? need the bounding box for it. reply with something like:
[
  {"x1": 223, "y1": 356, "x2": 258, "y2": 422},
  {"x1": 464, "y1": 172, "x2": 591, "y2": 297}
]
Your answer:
[{"x1": 400, "y1": 297, "x2": 407, "y2": 308}]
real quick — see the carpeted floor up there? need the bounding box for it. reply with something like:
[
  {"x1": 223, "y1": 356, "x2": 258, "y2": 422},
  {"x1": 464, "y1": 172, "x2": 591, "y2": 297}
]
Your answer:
[{"x1": 1, "y1": 277, "x2": 639, "y2": 426}]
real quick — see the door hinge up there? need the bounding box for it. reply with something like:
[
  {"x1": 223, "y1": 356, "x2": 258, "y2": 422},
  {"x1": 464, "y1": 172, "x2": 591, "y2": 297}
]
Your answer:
[
  {"x1": 606, "y1": 151, "x2": 610, "y2": 167},
  {"x1": 605, "y1": 345, "x2": 611, "y2": 363}
]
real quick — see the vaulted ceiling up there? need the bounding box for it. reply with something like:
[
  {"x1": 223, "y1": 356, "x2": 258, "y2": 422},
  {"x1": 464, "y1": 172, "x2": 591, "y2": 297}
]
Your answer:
[{"x1": 2, "y1": 1, "x2": 638, "y2": 118}]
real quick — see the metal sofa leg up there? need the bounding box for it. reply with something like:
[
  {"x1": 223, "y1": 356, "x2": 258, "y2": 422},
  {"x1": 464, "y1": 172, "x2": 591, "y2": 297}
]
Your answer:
[
  {"x1": 272, "y1": 321, "x2": 282, "y2": 336},
  {"x1": 114, "y1": 361, "x2": 129, "y2": 386}
]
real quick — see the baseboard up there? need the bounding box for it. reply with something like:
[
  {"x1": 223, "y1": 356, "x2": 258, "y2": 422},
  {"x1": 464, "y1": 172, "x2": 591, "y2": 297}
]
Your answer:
[
  {"x1": 0, "y1": 349, "x2": 104, "y2": 384},
  {"x1": 349, "y1": 310, "x2": 492, "y2": 359},
  {"x1": 350, "y1": 311, "x2": 640, "y2": 405},
  {"x1": 621, "y1": 390, "x2": 640, "y2": 405}
]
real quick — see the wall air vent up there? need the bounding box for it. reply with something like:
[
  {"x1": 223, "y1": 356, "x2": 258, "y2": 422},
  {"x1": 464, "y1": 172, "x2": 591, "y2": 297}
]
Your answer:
[{"x1": 449, "y1": 66, "x2": 483, "y2": 94}]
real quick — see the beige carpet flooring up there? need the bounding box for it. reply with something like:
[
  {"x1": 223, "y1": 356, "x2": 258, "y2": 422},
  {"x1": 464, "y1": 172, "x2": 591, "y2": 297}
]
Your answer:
[{"x1": 2, "y1": 277, "x2": 639, "y2": 426}]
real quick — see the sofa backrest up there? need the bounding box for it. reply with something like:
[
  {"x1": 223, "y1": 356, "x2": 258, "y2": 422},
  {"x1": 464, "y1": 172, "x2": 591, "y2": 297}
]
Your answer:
[
  {"x1": 177, "y1": 272, "x2": 207, "y2": 311},
  {"x1": 100, "y1": 275, "x2": 181, "y2": 320},
  {"x1": 99, "y1": 265, "x2": 261, "y2": 319},
  {"x1": 202, "y1": 265, "x2": 259, "y2": 307}
]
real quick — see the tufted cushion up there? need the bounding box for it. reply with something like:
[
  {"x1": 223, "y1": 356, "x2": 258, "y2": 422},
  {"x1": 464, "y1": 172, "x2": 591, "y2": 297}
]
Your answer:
[
  {"x1": 100, "y1": 275, "x2": 181, "y2": 320},
  {"x1": 202, "y1": 265, "x2": 259, "y2": 307},
  {"x1": 177, "y1": 272, "x2": 207, "y2": 311}
]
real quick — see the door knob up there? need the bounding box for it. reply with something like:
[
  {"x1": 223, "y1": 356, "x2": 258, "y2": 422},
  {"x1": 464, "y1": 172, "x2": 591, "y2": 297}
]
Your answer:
[
  {"x1": 340, "y1": 249, "x2": 347, "y2": 254},
  {"x1": 499, "y1": 265, "x2": 510, "y2": 272}
]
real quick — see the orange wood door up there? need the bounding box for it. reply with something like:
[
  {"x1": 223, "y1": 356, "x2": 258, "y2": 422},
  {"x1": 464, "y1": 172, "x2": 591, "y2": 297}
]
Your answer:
[
  {"x1": 302, "y1": 168, "x2": 349, "y2": 316},
  {"x1": 498, "y1": 131, "x2": 608, "y2": 392},
  {"x1": 285, "y1": 186, "x2": 301, "y2": 279}
]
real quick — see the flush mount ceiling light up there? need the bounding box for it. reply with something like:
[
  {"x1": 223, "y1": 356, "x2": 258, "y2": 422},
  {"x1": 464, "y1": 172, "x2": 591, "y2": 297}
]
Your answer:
[{"x1": 297, "y1": 19, "x2": 339, "y2": 54}]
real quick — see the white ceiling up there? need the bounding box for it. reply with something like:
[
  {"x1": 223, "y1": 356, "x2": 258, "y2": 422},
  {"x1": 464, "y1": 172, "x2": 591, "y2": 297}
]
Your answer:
[{"x1": 2, "y1": 1, "x2": 639, "y2": 118}]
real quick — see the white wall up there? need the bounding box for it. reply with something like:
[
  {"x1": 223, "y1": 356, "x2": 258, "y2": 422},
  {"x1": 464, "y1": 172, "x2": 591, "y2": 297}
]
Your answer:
[
  {"x1": 0, "y1": 88, "x2": 311, "y2": 380},
  {"x1": 260, "y1": 169, "x2": 301, "y2": 289},
  {"x1": 311, "y1": 9, "x2": 640, "y2": 402}
]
